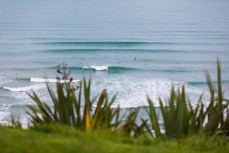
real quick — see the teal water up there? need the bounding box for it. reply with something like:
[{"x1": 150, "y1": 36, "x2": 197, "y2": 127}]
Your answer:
[{"x1": 0, "y1": 0, "x2": 229, "y2": 124}]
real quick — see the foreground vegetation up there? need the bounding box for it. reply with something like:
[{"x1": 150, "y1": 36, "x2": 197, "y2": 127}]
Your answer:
[
  {"x1": 0, "y1": 125, "x2": 228, "y2": 153},
  {"x1": 24, "y1": 58, "x2": 228, "y2": 139},
  {"x1": 0, "y1": 58, "x2": 228, "y2": 152}
]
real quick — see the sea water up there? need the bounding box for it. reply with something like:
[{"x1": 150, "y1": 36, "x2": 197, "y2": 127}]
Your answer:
[{"x1": 0, "y1": 0, "x2": 229, "y2": 125}]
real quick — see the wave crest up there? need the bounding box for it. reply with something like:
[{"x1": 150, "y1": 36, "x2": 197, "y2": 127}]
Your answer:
[
  {"x1": 3, "y1": 84, "x2": 45, "y2": 92},
  {"x1": 82, "y1": 65, "x2": 138, "y2": 72},
  {"x1": 30, "y1": 77, "x2": 80, "y2": 83}
]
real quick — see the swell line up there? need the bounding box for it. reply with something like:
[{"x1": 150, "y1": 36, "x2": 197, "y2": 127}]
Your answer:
[
  {"x1": 36, "y1": 41, "x2": 150, "y2": 45},
  {"x1": 33, "y1": 41, "x2": 226, "y2": 46},
  {"x1": 41, "y1": 49, "x2": 186, "y2": 53}
]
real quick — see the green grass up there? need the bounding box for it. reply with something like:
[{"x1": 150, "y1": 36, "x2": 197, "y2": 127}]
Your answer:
[{"x1": 0, "y1": 125, "x2": 228, "y2": 153}]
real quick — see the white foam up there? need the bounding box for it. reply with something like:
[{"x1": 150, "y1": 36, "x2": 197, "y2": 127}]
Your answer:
[
  {"x1": 3, "y1": 86, "x2": 32, "y2": 92},
  {"x1": 92, "y1": 77, "x2": 204, "y2": 108},
  {"x1": 0, "y1": 111, "x2": 10, "y2": 125},
  {"x1": 91, "y1": 65, "x2": 108, "y2": 71},
  {"x1": 30, "y1": 77, "x2": 80, "y2": 83},
  {"x1": 83, "y1": 65, "x2": 108, "y2": 71},
  {"x1": 3, "y1": 84, "x2": 45, "y2": 92},
  {"x1": 0, "y1": 76, "x2": 12, "y2": 85}
]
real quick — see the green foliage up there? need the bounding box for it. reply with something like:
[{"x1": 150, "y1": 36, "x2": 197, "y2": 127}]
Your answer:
[
  {"x1": 27, "y1": 66, "x2": 145, "y2": 137},
  {"x1": 146, "y1": 86, "x2": 194, "y2": 139},
  {"x1": 146, "y1": 58, "x2": 229, "y2": 139},
  {"x1": 10, "y1": 116, "x2": 23, "y2": 129},
  {"x1": 0, "y1": 116, "x2": 23, "y2": 128},
  {"x1": 117, "y1": 108, "x2": 148, "y2": 137},
  {"x1": 203, "y1": 58, "x2": 229, "y2": 135},
  {"x1": 27, "y1": 78, "x2": 121, "y2": 131},
  {"x1": 3, "y1": 58, "x2": 227, "y2": 141}
]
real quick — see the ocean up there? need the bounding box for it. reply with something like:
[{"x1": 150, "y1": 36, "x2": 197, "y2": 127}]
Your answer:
[{"x1": 0, "y1": 0, "x2": 229, "y2": 125}]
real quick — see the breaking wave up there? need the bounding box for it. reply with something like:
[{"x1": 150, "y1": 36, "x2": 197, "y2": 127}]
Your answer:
[
  {"x1": 2, "y1": 84, "x2": 45, "y2": 92},
  {"x1": 30, "y1": 77, "x2": 80, "y2": 83}
]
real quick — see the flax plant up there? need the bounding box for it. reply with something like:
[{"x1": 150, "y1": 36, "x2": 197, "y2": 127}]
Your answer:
[
  {"x1": 146, "y1": 85, "x2": 194, "y2": 139},
  {"x1": 25, "y1": 59, "x2": 228, "y2": 139},
  {"x1": 203, "y1": 58, "x2": 229, "y2": 135},
  {"x1": 146, "y1": 58, "x2": 229, "y2": 139},
  {"x1": 26, "y1": 65, "x2": 121, "y2": 131},
  {"x1": 117, "y1": 108, "x2": 148, "y2": 137},
  {"x1": 27, "y1": 78, "x2": 121, "y2": 131},
  {"x1": 27, "y1": 66, "x2": 145, "y2": 137},
  {"x1": 10, "y1": 116, "x2": 22, "y2": 129}
]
